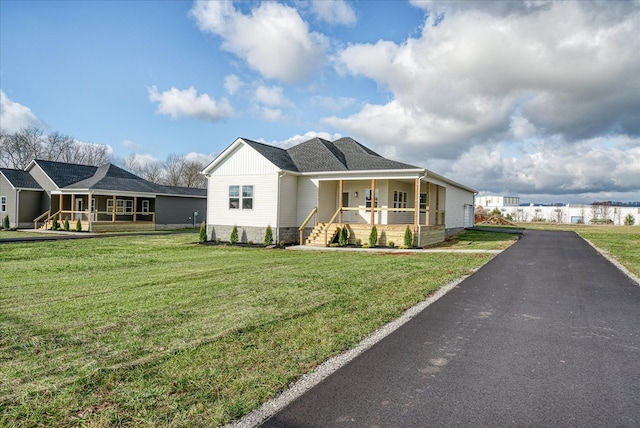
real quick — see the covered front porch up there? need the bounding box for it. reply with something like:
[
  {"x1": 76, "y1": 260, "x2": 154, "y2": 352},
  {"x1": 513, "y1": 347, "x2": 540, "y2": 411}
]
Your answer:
[
  {"x1": 34, "y1": 192, "x2": 156, "y2": 232},
  {"x1": 299, "y1": 177, "x2": 447, "y2": 247}
]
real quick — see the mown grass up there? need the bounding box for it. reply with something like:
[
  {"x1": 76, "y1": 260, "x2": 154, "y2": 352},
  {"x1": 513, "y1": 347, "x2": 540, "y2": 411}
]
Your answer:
[
  {"x1": 574, "y1": 226, "x2": 640, "y2": 278},
  {"x1": 0, "y1": 233, "x2": 502, "y2": 427},
  {"x1": 432, "y1": 228, "x2": 520, "y2": 250}
]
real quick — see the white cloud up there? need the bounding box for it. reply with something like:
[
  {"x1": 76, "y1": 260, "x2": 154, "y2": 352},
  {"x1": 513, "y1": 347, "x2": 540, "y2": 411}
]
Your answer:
[
  {"x1": 310, "y1": 0, "x2": 356, "y2": 26},
  {"x1": 260, "y1": 107, "x2": 286, "y2": 122},
  {"x1": 224, "y1": 74, "x2": 243, "y2": 95},
  {"x1": 148, "y1": 86, "x2": 233, "y2": 121},
  {"x1": 326, "y1": 1, "x2": 640, "y2": 201},
  {"x1": 261, "y1": 131, "x2": 344, "y2": 149},
  {"x1": 0, "y1": 91, "x2": 41, "y2": 133},
  {"x1": 254, "y1": 85, "x2": 292, "y2": 107},
  {"x1": 184, "y1": 151, "x2": 215, "y2": 165},
  {"x1": 190, "y1": 0, "x2": 328, "y2": 82}
]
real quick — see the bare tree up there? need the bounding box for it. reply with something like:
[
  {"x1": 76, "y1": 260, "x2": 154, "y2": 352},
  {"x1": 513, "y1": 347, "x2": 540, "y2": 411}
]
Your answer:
[
  {"x1": 163, "y1": 153, "x2": 187, "y2": 187},
  {"x1": 0, "y1": 126, "x2": 43, "y2": 169},
  {"x1": 182, "y1": 160, "x2": 206, "y2": 188},
  {"x1": 124, "y1": 154, "x2": 164, "y2": 183},
  {"x1": 0, "y1": 127, "x2": 110, "y2": 168}
]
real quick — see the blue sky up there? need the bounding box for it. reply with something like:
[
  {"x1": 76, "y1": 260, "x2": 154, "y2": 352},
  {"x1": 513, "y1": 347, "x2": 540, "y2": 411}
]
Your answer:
[{"x1": 1, "y1": 0, "x2": 639, "y2": 203}]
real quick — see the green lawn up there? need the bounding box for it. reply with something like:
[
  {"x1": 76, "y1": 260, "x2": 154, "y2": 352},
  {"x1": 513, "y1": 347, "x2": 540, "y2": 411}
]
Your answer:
[{"x1": 1, "y1": 233, "x2": 501, "y2": 427}]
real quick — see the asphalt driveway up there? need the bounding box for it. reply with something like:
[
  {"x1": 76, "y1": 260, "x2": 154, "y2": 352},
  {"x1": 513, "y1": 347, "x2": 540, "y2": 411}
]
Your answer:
[{"x1": 259, "y1": 230, "x2": 640, "y2": 427}]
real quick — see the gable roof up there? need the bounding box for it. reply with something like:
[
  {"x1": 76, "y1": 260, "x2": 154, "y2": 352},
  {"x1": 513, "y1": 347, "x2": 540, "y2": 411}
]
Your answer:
[
  {"x1": 23, "y1": 159, "x2": 206, "y2": 197},
  {"x1": 204, "y1": 136, "x2": 422, "y2": 175},
  {"x1": 32, "y1": 159, "x2": 98, "y2": 188},
  {"x1": 0, "y1": 168, "x2": 43, "y2": 190}
]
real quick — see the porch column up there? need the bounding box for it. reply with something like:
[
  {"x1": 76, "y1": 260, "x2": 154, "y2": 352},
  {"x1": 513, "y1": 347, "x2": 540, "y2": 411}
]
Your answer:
[
  {"x1": 338, "y1": 180, "x2": 343, "y2": 224},
  {"x1": 59, "y1": 194, "x2": 63, "y2": 217},
  {"x1": 435, "y1": 186, "x2": 440, "y2": 225},
  {"x1": 112, "y1": 195, "x2": 116, "y2": 222},
  {"x1": 414, "y1": 178, "x2": 420, "y2": 227},
  {"x1": 71, "y1": 194, "x2": 75, "y2": 221},
  {"x1": 370, "y1": 179, "x2": 376, "y2": 225},
  {"x1": 133, "y1": 196, "x2": 137, "y2": 223}
]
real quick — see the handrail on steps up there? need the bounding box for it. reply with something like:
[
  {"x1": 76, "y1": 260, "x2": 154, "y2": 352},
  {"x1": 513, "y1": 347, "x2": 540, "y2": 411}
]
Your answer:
[
  {"x1": 33, "y1": 210, "x2": 51, "y2": 229},
  {"x1": 299, "y1": 207, "x2": 318, "y2": 245},
  {"x1": 324, "y1": 207, "x2": 343, "y2": 247}
]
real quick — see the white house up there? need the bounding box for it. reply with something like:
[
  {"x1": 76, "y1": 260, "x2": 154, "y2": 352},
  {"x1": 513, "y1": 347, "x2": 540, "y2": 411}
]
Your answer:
[{"x1": 202, "y1": 137, "x2": 476, "y2": 246}]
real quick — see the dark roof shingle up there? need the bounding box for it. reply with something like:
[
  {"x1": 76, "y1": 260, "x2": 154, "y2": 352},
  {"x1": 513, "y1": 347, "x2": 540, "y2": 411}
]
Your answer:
[
  {"x1": 0, "y1": 168, "x2": 43, "y2": 189},
  {"x1": 242, "y1": 136, "x2": 421, "y2": 173}
]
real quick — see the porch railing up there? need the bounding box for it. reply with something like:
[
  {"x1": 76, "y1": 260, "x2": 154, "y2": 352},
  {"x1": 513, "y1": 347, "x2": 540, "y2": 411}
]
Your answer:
[
  {"x1": 33, "y1": 210, "x2": 50, "y2": 229},
  {"x1": 298, "y1": 207, "x2": 318, "y2": 245}
]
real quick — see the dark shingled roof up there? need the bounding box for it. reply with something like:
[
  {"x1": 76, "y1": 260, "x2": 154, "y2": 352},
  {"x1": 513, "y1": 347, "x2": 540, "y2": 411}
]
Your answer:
[
  {"x1": 241, "y1": 138, "x2": 299, "y2": 172},
  {"x1": 31, "y1": 160, "x2": 206, "y2": 196},
  {"x1": 34, "y1": 159, "x2": 97, "y2": 188},
  {"x1": 0, "y1": 168, "x2": 43, "y2": 189},
  {"x1": 239, "y1": 136, "x2": 421, "y2": 173}
]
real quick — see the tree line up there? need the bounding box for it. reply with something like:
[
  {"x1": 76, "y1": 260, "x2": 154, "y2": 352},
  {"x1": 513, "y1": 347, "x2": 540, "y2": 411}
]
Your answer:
[{"x1": 0, "y1": 127, "x2": 207, "y2": 188}]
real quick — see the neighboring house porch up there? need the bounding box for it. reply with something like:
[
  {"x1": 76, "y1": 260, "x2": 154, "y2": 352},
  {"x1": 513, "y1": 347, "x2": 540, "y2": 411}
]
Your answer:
[{"x1": 34, "y1": 192, "x2": 157, "y2": 232}]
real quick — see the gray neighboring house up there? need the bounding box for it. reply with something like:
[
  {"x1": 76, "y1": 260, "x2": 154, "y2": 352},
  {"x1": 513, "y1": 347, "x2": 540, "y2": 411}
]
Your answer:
[{"x1": 0, "y1": 159, "x2": 206, "y2": 231}]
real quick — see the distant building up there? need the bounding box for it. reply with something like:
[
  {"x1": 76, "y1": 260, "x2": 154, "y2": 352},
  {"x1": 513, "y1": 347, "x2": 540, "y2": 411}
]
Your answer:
[
  {"x1": 475, "y1": 196, "x2": 639, "y2": 226},
  {"x1": 476, "y1": 195, "x2": 520, "y2": 208}
]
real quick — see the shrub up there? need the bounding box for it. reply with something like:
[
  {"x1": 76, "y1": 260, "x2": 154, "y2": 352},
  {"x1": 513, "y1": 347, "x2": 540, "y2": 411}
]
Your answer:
[
  {"x1": 199, "y1": 221, "x2": 207, "y2": 242},
  {"x1": 264, "y1": 225, "x2": 273, "y2": 246},
  {"x1": 403, "y1": 225, "x2": 413, "y2": 248},
  {"x1": 230, "y1": 225, "x2": 238, "y2": 244},
  {"x1": 2, "y1": 215, "x2": 9, "y2": 230},
  {"x1": 368, "y1": 225, "x2": 378, "y2": 247},
  {"x1": 338, "y1": 226, "x2": 349, "y2": 246},
  {"x1": 388, "y1": 241, "x2": 395, "y2": 248},
  {"x1": 75, "y1": 219, "x2": 82, "y2": 232},
  {"x1": 356, "y1": 238, "x2": 362, "y2": 246},
  {"x1": 63, "y1": 218, "x2": 70, "y2": 231},
  {"x1": 624, "y1": 214, "x2": 635, "y2": 226},
  {"x1": 51, "y1": 215, "x2": 59, "y2": 230}
]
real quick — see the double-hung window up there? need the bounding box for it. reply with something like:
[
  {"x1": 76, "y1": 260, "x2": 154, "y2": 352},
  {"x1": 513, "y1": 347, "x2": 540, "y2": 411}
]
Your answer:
[
  {"x1": 420, "y1": 193, "x2": 428, "y2": 211},
  {"x1": 242, "y1": 185, "x2": 253, "y2": 209},
  {"x1": 229, "y1": 185, "x2": 254, "y2": 210},
  {"x1": 365, "y1": 188, "x2": 379, "y2": 211},
  {"x1": 142, "y1": 200, "x2": 149, "y2": 213},
  {"x1": 0, "y1": 196, "x2": 6, "y2": 212},
  {"x1": 393, "y1": 191, "x2": 407, "y2": 210}
]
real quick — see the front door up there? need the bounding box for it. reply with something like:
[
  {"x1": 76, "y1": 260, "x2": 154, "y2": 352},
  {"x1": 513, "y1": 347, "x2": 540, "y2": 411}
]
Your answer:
[{"x1": 75, "y1": 199, "x2": 84, "y2": 221}]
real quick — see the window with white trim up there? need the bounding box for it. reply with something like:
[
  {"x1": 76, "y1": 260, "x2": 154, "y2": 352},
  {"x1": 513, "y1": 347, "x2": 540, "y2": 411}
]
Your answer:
[
  {"x1": 419, "y1": 193, "x2": 428, "y2": 211},
  {"x1": 229, "y1": 185, "x2": 254, "y2": 210},
  {"x1": 116, "y1": 199, "x2": 125, "y2": 214},
  {"x1": 365, "y1": 188, "x2": 379, "y2": 210},
  {"x1": 142, "y1": 200, "x2": 149, "y2": 213},
  {"x1": 242, "y1": 185, "x2": 253, "y2": 209},
  {"x1": 107, "y1": 199, "x2": 114, "y2": 213},
  {"x1": 393, "y1": 191, "x2": 407, "y2": 210},
  {"x1": 1, "y1": 196, "x2": 6, "y2": 212},
  {"x1": 125, "y1": 200, "x2": 133, "y2": 214}
]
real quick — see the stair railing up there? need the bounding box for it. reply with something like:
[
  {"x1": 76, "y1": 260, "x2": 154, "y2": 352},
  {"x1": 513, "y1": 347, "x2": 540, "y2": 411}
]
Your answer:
[
  {"x1": 324, "y1": 207, "x2": 343, "y2": 247},
  {"x1": 33, "y1": 210, "x2": 50, "y2": 229},
  {"x1": 299, "y1": 207, "x2": 318, "y2": 245}
]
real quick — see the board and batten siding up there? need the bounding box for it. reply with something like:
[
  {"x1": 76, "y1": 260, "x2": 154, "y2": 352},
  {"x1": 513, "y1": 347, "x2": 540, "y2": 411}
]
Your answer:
[{"x1": 210, "y1": 143, "x2": 281, "y2": 176}]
